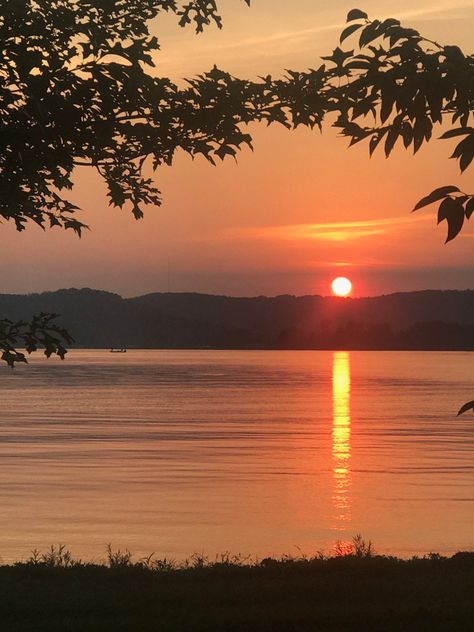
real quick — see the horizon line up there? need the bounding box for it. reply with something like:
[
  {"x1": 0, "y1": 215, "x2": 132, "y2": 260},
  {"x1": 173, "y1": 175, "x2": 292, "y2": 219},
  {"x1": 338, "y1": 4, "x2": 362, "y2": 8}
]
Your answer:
[{"x1": 2, "y1": 286, "x2": 474, "y2": 302}]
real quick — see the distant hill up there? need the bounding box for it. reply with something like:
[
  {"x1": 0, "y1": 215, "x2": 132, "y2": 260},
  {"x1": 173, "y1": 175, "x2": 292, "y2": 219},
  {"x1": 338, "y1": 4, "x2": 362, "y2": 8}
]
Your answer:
[{"x1": 1, "y1": 288, "x2": 474, "y2": 350}]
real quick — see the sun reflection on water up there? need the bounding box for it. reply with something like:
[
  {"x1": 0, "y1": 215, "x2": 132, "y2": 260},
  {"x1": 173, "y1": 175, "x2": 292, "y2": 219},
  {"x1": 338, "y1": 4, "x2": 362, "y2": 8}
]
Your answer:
[{"x1": 332, "y1": 351, "x2": 351, "y2": 532}]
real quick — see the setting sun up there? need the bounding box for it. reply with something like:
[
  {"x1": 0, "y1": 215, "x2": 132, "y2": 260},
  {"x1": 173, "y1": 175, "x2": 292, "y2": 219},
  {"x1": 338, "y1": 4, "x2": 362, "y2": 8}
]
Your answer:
[{"x1": 331, "y1": 277, "x2": 352, "y2": 297}]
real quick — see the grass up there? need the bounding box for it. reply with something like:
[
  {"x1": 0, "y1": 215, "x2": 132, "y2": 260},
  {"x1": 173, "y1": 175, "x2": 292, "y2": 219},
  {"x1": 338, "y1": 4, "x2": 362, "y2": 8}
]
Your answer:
[{"x1": 1, "y1": 537, "x2": 474, "y2": 631}]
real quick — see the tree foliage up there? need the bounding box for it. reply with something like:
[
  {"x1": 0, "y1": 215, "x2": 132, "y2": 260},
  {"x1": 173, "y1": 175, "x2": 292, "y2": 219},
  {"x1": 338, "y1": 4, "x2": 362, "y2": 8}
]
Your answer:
[
  {"x1": 3, "y1": 2, "x2": 472, "y2": 238},
  {"x1": 0, "y1": 313, "x2": 73, "y2": 367},
  {"x1": 0, "y1": 0, "x2": 326, "y2": 235},
  {"x1": 330, "y1": 9, "x2": 474, "y2": 243}
]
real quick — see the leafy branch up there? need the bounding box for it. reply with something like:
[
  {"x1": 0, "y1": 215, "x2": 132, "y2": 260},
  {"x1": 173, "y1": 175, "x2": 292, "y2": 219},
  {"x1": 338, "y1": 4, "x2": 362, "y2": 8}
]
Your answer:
[
  {"x1": 0, "y1": 313, "x2": 74, "y2": 367},
  {"x1": 329, "y1": 9, "x2": 473, "y2": 243}
]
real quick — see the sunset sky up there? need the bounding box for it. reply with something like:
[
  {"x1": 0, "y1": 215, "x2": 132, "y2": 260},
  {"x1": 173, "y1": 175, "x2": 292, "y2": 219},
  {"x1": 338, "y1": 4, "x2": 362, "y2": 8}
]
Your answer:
[{"x1": 2, "y1": 0, "x2": 474, "y2": 298}]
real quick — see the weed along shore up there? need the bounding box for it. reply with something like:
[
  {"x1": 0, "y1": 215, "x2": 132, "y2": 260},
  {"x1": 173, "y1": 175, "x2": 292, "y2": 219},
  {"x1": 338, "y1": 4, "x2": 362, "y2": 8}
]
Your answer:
[{"x1": 2, "y1": 541, "x2": 474, "y2": 631}]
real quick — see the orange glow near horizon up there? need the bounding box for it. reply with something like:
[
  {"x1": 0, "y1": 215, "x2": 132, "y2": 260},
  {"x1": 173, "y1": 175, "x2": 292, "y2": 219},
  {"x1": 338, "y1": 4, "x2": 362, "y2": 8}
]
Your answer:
[
  {"x1": 332, "y1": 351, "x2": 351, "y2": 531},
  {"x1": 331, "y1": 277, "x2": 352, "y2": 297}
]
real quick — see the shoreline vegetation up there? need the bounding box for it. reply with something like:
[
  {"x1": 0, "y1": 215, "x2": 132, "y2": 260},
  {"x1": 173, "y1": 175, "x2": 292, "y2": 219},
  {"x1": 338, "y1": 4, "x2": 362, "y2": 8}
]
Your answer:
[
  {"x1": 3, "y1": 288, "x2": 474, "y2": 352},
  {"x1": 3, "y1": 538, "x2": 474, "y2": 631}
]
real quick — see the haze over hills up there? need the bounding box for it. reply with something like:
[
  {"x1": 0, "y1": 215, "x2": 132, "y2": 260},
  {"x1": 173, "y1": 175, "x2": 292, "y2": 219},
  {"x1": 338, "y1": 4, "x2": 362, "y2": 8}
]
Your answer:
[{"x1": 1, "y1": 288, "x2": 474, "y2": 350}]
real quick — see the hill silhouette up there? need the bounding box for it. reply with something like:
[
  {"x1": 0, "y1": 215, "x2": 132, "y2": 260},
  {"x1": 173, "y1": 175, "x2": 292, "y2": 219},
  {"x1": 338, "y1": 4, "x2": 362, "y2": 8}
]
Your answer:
[{"x1": 1, "y1": 288, "x2": 474, "y2": 350}]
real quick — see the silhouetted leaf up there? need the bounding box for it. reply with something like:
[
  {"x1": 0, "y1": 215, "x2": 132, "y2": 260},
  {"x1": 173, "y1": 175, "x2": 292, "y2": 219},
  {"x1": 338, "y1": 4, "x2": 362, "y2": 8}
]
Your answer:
[
  {"x1": 460, "y1": 150, "x2": 474, "y2": 172},
  {"x1": 437, "y1": 197, "x2": 465, "y2": 242},
  {"x1": 322, "y1": 47, "x2": 355, "y2": 67},
  {"x1": 340, "y1": 23, "x2": 363, "y2": 43},
  {"x1": 369, "y1": 132, "x2": 385, "y2": 157},
  {"x1": 413, "y1": 186, "x2": 460, "y2": 211},
  {"x1": 347, "y1": 9, "x2": 368, "y2": 22},
  {"x1": 384, "y1": 126, "x2": 399, "y2": 156},
  {"x1": 413, "y1": 117, "x2": 428, "y2": 154},
  {"x1": 453, "y1": 135, "x2": 474, "y2": 172},
  {"x1": 380, "y1": 18, "x2": 401, "y2": 30},
  {"x1": 401, "y1": 123, "x2": 413, "y2": 148},
  {"x1": 465, "y1": 198, "x2": 474, "y2": 219},
  {"x1": 359, "y1": 20, "x2": 382, "y2": 47},
  {"x1": 440, "y1": 127, "x2": 474, "y2": 140},
  {"x1": 457, "y1": 401, "x2": 474, "y2": 416}
]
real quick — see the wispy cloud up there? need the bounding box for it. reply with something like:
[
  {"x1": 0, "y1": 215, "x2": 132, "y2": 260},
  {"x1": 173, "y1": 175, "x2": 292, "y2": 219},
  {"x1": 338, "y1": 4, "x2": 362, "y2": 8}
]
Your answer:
[
  {"x1": 394, "y1": 1, "x2": 474, "y2": 22},
  {"x1": 222, "y1": 214, "x2": 432, "y2": 243},
  {"x1": 244, "y1": 1, "x2": 474, "y2": 47},
  {"x1": 158, "y1": 1, "x2": 473, "y2": 72}
]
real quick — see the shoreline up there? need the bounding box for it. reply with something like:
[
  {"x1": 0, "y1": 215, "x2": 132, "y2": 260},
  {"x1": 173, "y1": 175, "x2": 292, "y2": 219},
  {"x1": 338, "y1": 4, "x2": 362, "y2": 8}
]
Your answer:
[{"x1": 2, "y1": 547, "x2": 474, "y2": 631}]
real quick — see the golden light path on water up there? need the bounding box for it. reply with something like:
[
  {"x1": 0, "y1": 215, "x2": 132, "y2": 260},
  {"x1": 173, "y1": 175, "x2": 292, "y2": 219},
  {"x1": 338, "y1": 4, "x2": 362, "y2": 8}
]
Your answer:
[{"x1": 332, "y1": 351, "x2": 352, "y2": 541}]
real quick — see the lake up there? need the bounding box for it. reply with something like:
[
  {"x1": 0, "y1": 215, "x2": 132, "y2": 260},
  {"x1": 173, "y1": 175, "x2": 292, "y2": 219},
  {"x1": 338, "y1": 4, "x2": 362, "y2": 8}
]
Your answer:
[{"x1": 0, "y1": 350, "x2": 473, "y2": 564}]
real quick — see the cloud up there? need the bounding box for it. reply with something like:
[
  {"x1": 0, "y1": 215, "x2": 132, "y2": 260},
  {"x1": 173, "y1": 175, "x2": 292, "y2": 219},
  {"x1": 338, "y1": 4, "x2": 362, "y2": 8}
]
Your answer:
[
  {"x1": 394, "y1": 2, "x2": 474, "y2": 22},
  {"x1": 222, "y1": 214, "x2": 432, "y2": 243},
  {"x1": 158, "y1": 0, "x2": 473, "y2": 72}
]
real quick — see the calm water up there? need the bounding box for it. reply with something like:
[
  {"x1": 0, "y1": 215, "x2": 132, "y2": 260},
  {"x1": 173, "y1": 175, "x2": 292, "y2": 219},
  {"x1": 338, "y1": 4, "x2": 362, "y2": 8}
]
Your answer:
[{"x1": 0, "y1": 350, "x2": 473, "y2": 563}]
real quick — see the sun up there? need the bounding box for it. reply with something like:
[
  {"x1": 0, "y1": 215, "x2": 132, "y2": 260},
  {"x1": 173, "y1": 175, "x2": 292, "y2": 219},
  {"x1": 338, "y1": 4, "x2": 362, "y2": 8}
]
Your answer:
[{"x1": 331, "y1": 277, "x2": 352, "y2": 297}]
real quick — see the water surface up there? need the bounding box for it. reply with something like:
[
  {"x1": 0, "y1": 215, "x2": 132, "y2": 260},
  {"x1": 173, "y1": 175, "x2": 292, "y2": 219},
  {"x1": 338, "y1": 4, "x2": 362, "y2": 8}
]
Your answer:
[{"x1": 0, "y1": 350, "x2": 473, "y2": 563}]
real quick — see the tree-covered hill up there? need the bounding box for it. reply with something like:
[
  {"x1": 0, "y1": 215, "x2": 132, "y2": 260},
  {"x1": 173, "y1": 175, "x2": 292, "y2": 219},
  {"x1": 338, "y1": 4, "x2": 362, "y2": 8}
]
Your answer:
[{"x1": 1, "y1": 288, "x2": 473, "y2": 351}]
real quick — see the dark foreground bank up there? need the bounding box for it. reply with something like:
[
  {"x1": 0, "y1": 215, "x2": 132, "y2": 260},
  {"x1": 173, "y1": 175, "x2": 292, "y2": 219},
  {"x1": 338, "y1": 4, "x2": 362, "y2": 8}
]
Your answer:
[{"x1": 2, "y1": 548, "x2": 474, "y2": 632}]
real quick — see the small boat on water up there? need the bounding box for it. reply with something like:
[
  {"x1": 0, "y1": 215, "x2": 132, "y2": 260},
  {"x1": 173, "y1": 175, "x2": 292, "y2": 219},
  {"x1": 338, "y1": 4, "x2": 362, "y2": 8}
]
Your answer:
[{"x1": 109, "y1": 348, "x2": 127, "y2": 353}]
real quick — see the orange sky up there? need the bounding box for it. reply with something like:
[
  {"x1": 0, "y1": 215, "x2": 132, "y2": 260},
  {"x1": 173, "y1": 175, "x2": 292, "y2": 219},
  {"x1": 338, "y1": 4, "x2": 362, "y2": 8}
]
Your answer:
[{"x1": 1, "y1": 0, "x2": 473, "y2": 297}]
